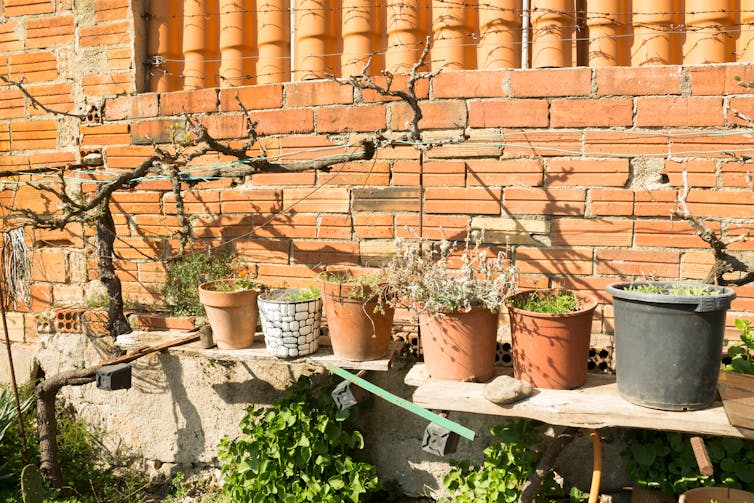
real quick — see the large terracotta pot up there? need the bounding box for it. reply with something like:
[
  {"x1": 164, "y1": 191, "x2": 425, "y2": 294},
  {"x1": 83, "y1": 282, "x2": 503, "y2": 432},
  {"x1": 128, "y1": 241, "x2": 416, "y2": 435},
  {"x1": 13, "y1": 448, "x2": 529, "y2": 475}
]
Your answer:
[
  {"x1": 507, "y1": 289, "x2": 597, "y2": 389},
  {"x1": 321, "y1": 271, "x2": 395, "y2": 361},
  {"x1": 419, "y1": 307, "x2": 498, "y2": 382},
  {"x1": 198, "y1": 279, "x2": 258, "y2": 350}
]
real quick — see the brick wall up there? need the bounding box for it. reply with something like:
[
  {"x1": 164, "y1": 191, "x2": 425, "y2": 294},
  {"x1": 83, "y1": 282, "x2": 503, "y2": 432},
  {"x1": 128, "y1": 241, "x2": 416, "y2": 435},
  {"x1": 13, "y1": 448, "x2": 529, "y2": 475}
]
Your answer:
[{"x1": 2, "y1": 3, "x2": 754, "y2": 342}]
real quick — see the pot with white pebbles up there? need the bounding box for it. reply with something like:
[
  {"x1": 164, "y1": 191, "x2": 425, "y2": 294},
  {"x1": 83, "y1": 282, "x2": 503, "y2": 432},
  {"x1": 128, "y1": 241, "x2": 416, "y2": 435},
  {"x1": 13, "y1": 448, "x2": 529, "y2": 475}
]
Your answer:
[{"x1": 257, "y1": 288, "x2": 322, "y2": 358}]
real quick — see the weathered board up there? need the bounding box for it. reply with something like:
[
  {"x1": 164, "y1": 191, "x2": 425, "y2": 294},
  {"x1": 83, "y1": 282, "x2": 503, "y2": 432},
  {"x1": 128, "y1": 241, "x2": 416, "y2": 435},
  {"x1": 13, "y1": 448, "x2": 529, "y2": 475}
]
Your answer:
[
  {"x1": 405, "y1": 364, "x2": 748, "y2": 438},
  {"x1": 116, "y1": 331, "x2": 399, "y2": 372}
]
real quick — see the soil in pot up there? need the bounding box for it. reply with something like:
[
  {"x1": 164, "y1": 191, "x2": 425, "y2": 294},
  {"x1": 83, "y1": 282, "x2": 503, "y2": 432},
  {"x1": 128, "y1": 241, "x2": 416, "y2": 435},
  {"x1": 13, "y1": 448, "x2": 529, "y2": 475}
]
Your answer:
[
  {"x1": 321, "y1": 270, "x2": 394, "y2": 361},
  {"x1": 419, "y1": 306, "x2": 498, "y2": 382},
  {"x1": 507, "y1": 289, "x2": 597, "y2": 389},
  {"x1": 198, "y1": 279, "x2": 259, "y2": 350}
]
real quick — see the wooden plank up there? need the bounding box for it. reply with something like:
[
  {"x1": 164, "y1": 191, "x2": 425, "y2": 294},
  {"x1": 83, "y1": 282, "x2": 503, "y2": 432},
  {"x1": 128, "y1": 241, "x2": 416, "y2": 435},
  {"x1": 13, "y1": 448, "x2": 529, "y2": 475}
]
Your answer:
[
  {"x1": 406, "y1": 363, "x2": 747, "y2": 438},
  {"x1": 116, "y1": 331, "x2": 399, "y2": 372}
]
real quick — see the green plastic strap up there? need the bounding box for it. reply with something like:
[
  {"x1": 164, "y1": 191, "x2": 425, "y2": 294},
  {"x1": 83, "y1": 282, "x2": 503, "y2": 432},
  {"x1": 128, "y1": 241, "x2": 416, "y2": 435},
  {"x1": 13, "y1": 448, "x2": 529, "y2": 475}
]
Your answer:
[{"x1": 326, "y1": 364, "x2": 476, "y2": 441}]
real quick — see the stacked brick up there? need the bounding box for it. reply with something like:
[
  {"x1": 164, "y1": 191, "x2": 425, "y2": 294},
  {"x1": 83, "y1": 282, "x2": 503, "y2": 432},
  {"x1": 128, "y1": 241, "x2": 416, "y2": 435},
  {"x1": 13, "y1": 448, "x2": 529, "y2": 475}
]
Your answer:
[{"x1": 1, "y1": 3, "x2": 754, "y2": 344}]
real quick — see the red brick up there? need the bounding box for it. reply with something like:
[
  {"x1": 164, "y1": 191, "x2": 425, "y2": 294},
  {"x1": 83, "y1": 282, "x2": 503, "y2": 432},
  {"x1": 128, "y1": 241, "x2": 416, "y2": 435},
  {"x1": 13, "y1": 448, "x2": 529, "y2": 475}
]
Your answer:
[
  {"x1": 319, "y1": 214, "x2": 352, "y2": 239},
  {"x1": 634, "y1": 190, "x2": 677, "y2": 217},
  {"x1": 112, "y1": 237, "x2": 166, "y2": 260},
  {"x1": 418, "y1": 161, "x2": 466, "y2": 186},
  {"x1": 352, "y1": 187, "x2": 420, "y2": 211},
  {"x1": 596, "y1": 66, "x2": 682, "y2": 96},
  {"x1": 318, "y1": 160, "x2": 391, "y2": 186},
  {"x1": 424, "y1": 187, "x2": 501, "y2": 214},
  {"x1": 283, "y1": 187, "x2": 349, "y2": 213},
  {"x1": 257, "y1": 263, "x2": 319, "y2": 288},
  {"x1": 589, "y1": 189, "x2": 634, "y2": 216},
  {"x1": 635, "y1": 97, "x2": 724, "y2": 127},
  {"x1": 722, "y1": 160, "x2": 754, "y2": 189},
  {"x1": 107, "y1": 47, "x2": 131, "y2": 70},
  {"x1": 503, "y1": 129, "x2": 582, "y2": 157},
  {"x1": 0, "y1": 155, "x2": 30, "y2": 173},
  {"x1": 162, "y1": 88, "x2": 217, "y2": 115},
  {"x1": 83, "y1": 72, "x2": 132, "y2": 96},
  {"x1": 395, "y1": 214, "x2": 470, "y2": 240},
  {"x1": 110, "y1": 190, "x2": 162, "y2": 214},
  {"x1": 253, "y1": 213, "x2": 318, "y2": 239},
  {"x1": 433, "y1": 70, "x2": 507, "y2": 98},
  {"x1": 317, "y1": 105, "x2": 386, "y2": 133},
  {"x1": 0, "y1": 21, "x2": 23, "y2": 53},
  {"x1": 132, "y1": 215, "x2": 184, "y2": 237},
  {"x1": 584, "y1": 131, "x2": 668, "y2": 157},
  {"x1": 31, "y1": 250, "x2": 67, "y2": 283},
  {"x1": 26, "y1": 15, "x2": 74, "y2": 48},
  {"x1": 286, "y1": 80, "x2": 353, "y2": 107},
  {"x1": 81, "y1": 123, "x2": 130, "y2": 146},
  {"x1": 551, "y1": 98, "x2": 633, "y2": 127},
  {"x1": 292, "y1": 240, "x2": 359, "y2": 265},
  {"x1": 669, "y1": 129, "x2": 750, "y2": 158},
  {"x1": 726, "y1": 223, "x2": 754, "y2": 251},
  {"x1": 193, "y1": 215, "x2": 253, "y2": 239},
  {"x1": 164, "y1": 190, "x2": 221, "y2": 215},
  {"x1": 686, "y1": 190, "x2": 754, "y2": 218},
  {"x1": 547, "y1": 159, "x2": 629, "y2": 187},
  {"x1": 29, "y1": 150, "x2": 76, "y2": 169},
  {"x1": 251, "y1": 171, "x2": 317, "y2": 186},
  {"x1": 390, "y1": 100, "x2": 466, "y2": 131},
  {"x1": 466, "y1": 159, "x2": 543, "y2": 187},
  {"x1": 727, "y1": 97, "x2": 754, "y2": 126},
  {"x1": 517, "y1": 247, "x2": 593, "y2": 275},
  {"x1": 633, "y1": 220, "x2": 721, "y2": 248},
  {"x1": 131, "y1": 119, "x2": 180, "y2": 144},
  {"x1": 354, "y1": 213, "x2": 393, "y2": 238},
  {"x1": 221, "y1": 189, "x2": 282, "y2": 213},
  {"x1": 200, "y1": 114, "x2": 247, "y2": 139},
  {"x1": 219, "y1": 84, "x2": 284, "y2": 111},
  {"x1": 680, "y1": 250, "x2": 715, "y2": 279},
  {"x1": 0, "y1": 88, "x2": 25, "y2": 119},
  {"x1": 105, "y1": 94, "x2": 158, "y2": 120},
  {"x1": 253, "y1": 109, "x2": 314, "y2": 134},
  {"x1": 8, "y1": 51, "x2": 57, "y2": 83},
  {"x1": 551, "y1": 218, "x2": 633, "y2": 246},
  {"x1": 596, "y1": 249, "x2": 680, "y2": 278},
  {"x1": 504, "y1": 187, "x2": 585, "y2": 215},
  {"x1": 468, "y1": 99, "x2": 549, "y2": 128},
  {"x1": 663, "y1": 160, "x2": 717, "y2": 188},
  {"x1": 233, "y1": 238, "x2": 290, "y2": 264},
  {"x1": 79, "y1": 21, "x2": 129, "y2": 47},
  {"x1": 509, "y1": 68, "x2": 591, "y2": 98},
  {"x1": 106, "y1": 145, "x2": 156, "y2": 168},
  {"x1": 5, "y1": 0, "x2": 53, "y2": 17},
  {"x1": 26, "y1": 83, "x2": 74, "y2": 115},
  {"x1": 0, "y1": 123, "x2": 9, "y2": 151},
  {"x1": 95, "y1": 0, "x2": 129, "y2": 22},
  {"x1": 11, "y1": 120, "x2": 57, "y2": 150},
  {"x1": 688, "y1": 64, "x2": 754, "y2": 96}
]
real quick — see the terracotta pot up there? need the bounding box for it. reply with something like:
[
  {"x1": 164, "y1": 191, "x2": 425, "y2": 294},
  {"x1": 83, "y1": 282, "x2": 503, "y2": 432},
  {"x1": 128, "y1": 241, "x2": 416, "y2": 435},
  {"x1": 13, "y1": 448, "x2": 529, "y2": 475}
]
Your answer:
[
  {"x1": 419, "y1": 306, "x2": 498, "y2": 382},
  {"x1": 507, "y1": 289, "x2": 597, "y2": 389},
  {"x1": 321, "y1": 272, "x2": 394, "y2": 361},
  {"x1": 198, "y1": 279, "x2": 258, "y2": 350},
  {"x1": 679, "y1": 487, "x2": 754, "y2": 503}
]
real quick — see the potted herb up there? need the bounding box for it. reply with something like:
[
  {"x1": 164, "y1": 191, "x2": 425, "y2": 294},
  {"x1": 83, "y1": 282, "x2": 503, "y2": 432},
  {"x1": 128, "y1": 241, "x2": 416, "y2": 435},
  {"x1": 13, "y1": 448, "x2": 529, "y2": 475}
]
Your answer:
[
  {"x1": 383, "y1": 232, "x2": 517, "y2": 382},
  {"x1": 606, "y1": 281, "x2": 736, "y2": 411},
  {"x1": 198, "y1": 271, "x2": 261, "y2": 350},
  {"x1": 718, "y1": 318, "x2": 754, "y2": 438},
  {"x1": 505, "y1": 289, "x2": 597, "y2": 389},
  {"x1": 257, "y1": 287, "x2": 322, "y2": 358},
  {"x1": 319, "y1": 268, "x2": 395, "y2": 361}
]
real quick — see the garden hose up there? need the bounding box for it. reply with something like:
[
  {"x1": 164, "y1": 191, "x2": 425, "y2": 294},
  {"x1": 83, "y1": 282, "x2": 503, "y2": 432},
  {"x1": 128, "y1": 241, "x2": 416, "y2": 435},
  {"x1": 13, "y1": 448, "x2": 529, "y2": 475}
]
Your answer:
[{"x1": 588, "y1": 429, "x2": 602, "y2": 503}]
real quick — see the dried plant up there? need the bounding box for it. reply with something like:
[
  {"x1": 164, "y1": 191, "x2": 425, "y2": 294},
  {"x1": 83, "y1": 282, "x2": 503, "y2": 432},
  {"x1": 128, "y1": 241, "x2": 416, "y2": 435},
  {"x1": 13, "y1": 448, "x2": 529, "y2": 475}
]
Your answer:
[{"x1": 383, "y1": 230, "x2": 518, "y2": 316}]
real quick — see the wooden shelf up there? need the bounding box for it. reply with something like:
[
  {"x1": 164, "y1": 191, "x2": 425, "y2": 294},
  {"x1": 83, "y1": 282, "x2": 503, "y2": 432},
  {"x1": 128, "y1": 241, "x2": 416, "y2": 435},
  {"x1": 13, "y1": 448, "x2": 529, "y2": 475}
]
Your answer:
[
  {"x1": 116, "y1": 330, "x2": 400, "y2": 372},
  {"x1": 405, "y1": 364, "x2": 748, "y2": 438}
]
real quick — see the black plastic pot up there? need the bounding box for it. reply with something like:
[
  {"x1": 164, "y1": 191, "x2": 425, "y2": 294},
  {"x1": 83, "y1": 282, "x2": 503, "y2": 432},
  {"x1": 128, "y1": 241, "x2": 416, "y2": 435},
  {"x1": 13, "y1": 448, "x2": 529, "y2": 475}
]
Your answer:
[{"x1": 606, "y1": 281, "x2": 736, "y2": 411}]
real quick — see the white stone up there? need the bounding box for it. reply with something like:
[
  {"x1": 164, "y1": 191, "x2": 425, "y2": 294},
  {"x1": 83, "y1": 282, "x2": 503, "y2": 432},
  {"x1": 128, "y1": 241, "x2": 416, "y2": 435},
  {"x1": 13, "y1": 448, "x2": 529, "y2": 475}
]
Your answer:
[
  {"x1": 294, "y1": 312, "x2": 307, "y2": 321},
  {"x1": 296, "y1": 303, "x2": 309, "y2": 313},
  {"x1": 299, "y1": 325, "x2": 311, "y2": 336},
  {"x1": 283, "y1": 336, "x2": 297, "y2": 345},
  {"x1": 289, "y1": 321, "x2": 299, "y2": 331},
  {"x1": 280, "y1": 322, "x2": 289, "y2": 331},
  {"x1": 288, "y1": 348, "x2": 298, "y2": 357}
]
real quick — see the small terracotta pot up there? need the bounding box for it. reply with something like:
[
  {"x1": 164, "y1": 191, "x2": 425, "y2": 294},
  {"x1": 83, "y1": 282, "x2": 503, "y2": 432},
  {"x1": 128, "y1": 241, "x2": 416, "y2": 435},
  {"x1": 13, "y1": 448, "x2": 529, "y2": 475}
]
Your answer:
[
  {"x1": 198, "y1": 280, "x2": 258, "y2": 350},
  {"x1": 321, "y1": 274, "x2": 394, "y2": 361},
  {"x1": 679, "y1": 487, "x2": 754, "y2": 503},
  {"x1": 507, "y1": 289, "x2": 597, "y2": 389},
  {"x1": 419, "y1": 307, "x2": 498, "y2": 382}
]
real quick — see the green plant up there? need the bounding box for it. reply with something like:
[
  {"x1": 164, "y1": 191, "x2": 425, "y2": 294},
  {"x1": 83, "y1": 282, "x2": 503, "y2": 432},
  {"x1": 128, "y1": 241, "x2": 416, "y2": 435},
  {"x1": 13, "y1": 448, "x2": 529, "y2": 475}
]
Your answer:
[
  {"x1": 442, "y1": 420, "x2": 563, "y2": 503},
  {"x1": 319, "y1": 271, "x2": 383, "y2": 301},
  {"x1": 0, "y1": 384, "x2": 34, "y2": 491},
  {"x1": 623, "y1": 430, "x2": 754, "y2": 495},
  {"x1": 624, "y1": 283, "x2": 719, "y2": 296},
  {"x1": 218, "y1": 375, "x2": 379, "y2": 502},
  {"x1": 162, "y1": 249, "x2": 235, "y2": 316},
  {"x1": 383, "y1": 231, "x2": 518, "y2": 316},
  {"x1": 724, "y1": 318, "x2": 754, "y2": 375},
  {"x1": 508, "y1": 290, "x2": 579, "y2": 314},
  {"x1": 262, "y1": 287, "x2": 320, "y2": 302}
]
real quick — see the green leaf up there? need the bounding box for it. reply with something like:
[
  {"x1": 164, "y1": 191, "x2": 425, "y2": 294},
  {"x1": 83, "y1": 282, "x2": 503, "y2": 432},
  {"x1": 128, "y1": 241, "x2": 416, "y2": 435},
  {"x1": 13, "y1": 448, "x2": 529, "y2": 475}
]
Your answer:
[{"x1": 736, "y1": 463, "x2": 754, "y2": 483}]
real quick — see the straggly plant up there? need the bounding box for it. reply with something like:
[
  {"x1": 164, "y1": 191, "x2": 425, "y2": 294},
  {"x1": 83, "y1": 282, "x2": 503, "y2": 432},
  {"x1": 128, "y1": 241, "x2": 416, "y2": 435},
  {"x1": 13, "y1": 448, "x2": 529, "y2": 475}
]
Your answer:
[
  {"x1": 161, "y1": 248, "x2": 235, "y2": 316},
  {"x1": 624, "y1": 283, "x2": 720, "y2": 297},
  {"x1": 623, "y1": 429, "x2": 754, "y2": 495},
  {"x1": 442, "y1": 419, "x2": 564, "y2": 503},
  {"x1": 724, "y1": 318, "x2": 754, "y2": 375},
  {"x1": 217, "y1": 374, "x2": 380, "y2": 502},
  {"x1": 508, "y1": 290, "x2": 580, "y2": 315},
  {"x1": 383, "y1": 230, "x2": 518, "y2": 316}
]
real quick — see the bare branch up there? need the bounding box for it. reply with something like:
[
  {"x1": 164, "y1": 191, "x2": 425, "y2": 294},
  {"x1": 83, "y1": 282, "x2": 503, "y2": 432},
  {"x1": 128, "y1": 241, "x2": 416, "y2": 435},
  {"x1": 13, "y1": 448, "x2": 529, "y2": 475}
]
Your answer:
[{"x1": 0, "y1": 74, "x2": 88, "y2": 120}]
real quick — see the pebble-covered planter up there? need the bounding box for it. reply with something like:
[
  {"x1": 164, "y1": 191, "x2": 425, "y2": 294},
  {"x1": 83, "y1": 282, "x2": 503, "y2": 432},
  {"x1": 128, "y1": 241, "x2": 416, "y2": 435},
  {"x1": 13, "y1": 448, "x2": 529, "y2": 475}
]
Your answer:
[{"x1": 258, "y1": 288, "x2": 322, "y2": 358}]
